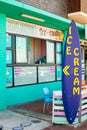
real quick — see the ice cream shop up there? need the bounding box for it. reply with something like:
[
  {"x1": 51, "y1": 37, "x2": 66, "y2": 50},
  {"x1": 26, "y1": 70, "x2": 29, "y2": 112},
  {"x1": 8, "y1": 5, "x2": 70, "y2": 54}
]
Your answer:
[{"x1": 1, "y1": 0, "x2": 87, "y2": 125}]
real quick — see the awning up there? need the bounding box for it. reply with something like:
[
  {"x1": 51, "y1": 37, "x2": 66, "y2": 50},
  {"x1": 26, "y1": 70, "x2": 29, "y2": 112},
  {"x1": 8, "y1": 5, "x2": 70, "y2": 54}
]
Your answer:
[
  {"x1": 0, "y1": 0, "x2": 85, "y2": 31},
  {"x1": 68, "y1": 12, "x2": 87, "y2": 25}
]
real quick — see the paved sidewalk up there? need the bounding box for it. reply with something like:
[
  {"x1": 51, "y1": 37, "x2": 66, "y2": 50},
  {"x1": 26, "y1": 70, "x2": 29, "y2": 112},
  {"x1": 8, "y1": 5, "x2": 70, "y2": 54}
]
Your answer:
[{"x1": 0, "y1": 110, "x2": 51, "y2": 130}]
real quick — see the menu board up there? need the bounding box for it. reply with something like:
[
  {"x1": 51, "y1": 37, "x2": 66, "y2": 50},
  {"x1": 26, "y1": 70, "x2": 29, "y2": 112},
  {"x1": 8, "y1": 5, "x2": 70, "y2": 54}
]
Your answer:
[
  {"x1": 6, "y1": 34, "x2": 12, "y2": 47},
  {"x1": 6, "y1": 50, "x2": 12, "y2": 64},
  {"x1": 6, "y1": 67, "x2": 13, "y2": 87},
  {"x1": 56, "y1": 43, "x2": 62, "y2": 64},
  {"x1": 56, "y1": 66, "x2": 62, "y2": 80},
  {"x1": 56, "y1": 54, "x2": 62, "y2": 64},
  {"x1": 56, "y1": 43, "x2": 62, "y2": 52}
]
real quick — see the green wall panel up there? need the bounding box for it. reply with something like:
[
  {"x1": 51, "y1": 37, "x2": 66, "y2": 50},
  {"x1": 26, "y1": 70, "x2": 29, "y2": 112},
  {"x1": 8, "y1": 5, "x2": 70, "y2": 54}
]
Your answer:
[
  {"x1": 7, "y1": 81, "x2": 62, "y2": 106},
  {"x1": 0, "y1": 13, "x2": 7, "y2": 110},
  {"x1": 79, "y1": 30, "x2": 85, "y2": 39}
]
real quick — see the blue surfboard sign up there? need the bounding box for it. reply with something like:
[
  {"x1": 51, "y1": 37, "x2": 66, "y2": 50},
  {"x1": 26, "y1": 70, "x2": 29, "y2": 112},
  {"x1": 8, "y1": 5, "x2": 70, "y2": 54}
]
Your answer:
[{"x1": 62, "y1": 20, "x2": 82, "y2": 124}]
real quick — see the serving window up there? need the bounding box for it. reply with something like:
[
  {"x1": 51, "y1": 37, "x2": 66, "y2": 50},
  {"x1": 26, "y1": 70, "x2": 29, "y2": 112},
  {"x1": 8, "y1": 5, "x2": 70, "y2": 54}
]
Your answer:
[{"x1": 6, "y1": 33, "x2": 62, "y2": 88}]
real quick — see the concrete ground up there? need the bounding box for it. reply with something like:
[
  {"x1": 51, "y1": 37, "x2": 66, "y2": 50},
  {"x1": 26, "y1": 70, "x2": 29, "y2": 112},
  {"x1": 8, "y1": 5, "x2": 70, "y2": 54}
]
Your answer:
[
  {"x1": 12, "y1": 100, "x2": 87, "y2": 130},
  {"x1": 0, "y1": 110, "x2": 51, "y2": 130}
]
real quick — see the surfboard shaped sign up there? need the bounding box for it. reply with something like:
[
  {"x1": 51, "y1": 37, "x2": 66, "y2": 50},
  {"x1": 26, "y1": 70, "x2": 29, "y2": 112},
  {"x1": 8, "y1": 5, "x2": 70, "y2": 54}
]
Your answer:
[{"x1": 62, "y1": 20, "x2": 82, "y2": 124}]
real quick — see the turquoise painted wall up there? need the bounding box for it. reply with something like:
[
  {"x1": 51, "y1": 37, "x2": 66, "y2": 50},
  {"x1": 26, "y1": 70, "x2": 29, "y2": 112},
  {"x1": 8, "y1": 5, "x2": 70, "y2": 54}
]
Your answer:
[
  {"x1": 7, "y1": 81, "x2": 62, "y2": 106},
  {"x1": 0, "y1": 13, "x2": 7, "y2": 110}
]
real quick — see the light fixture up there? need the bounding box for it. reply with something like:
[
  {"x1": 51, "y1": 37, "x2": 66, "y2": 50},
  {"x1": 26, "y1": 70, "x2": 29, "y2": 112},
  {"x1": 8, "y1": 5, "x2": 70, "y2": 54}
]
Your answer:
[{"x1": 21, "y1": 14, "x2": 45, "y2": 22}]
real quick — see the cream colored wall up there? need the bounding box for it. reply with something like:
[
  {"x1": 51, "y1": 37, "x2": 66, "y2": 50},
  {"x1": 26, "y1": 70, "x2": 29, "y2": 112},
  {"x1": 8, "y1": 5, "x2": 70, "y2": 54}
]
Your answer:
[
  {"x1": 34, "y1": 39, "x2": 41, "y2": 62},
  {"x1": 28, "y1": 38, "x2": 35, "y2": 64}
]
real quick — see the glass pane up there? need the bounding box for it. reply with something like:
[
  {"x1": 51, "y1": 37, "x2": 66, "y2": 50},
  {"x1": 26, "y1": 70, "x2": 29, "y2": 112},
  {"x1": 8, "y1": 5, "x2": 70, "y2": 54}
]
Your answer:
[
  {"x1": 56, "y1": 43, "x2": 62, "y2": 52},
  {"x1": 46, "y1": 41, "x2": 54, "y2": 63},
  {"x1": 6, "y1": 50, "x2": 12, "y2": 64},
  {"x1": 14, "y1": 67, "x2": 37, "y2": 85},
  {"x1": 56, "y1": 66, "x2": 62, "y2": 80},
  {"x1": 6, "y1": 34, "x2": 12, "y2": 47},
  {"x1": 16, "y1": 36, "x2": 27, "y2": 63},
  {"x1": 56, "y1": 53, "x2": 62, "y2": 64},
  {"x1": 38, "y1": 66, "x2": 55, "y2": 83},
  {"x1": 6, "y1": 67, "x2": 13, "y2": 87}
]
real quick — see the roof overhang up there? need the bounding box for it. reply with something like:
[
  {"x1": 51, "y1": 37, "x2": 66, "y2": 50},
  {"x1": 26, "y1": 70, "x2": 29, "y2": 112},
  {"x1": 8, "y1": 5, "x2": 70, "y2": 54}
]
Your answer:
[
  {"x1": 68, "y1": 12, "x2": 87, "y2": 25},
  {"x1": 0, "y1": 0, "x2": 85, "y2": 31}
]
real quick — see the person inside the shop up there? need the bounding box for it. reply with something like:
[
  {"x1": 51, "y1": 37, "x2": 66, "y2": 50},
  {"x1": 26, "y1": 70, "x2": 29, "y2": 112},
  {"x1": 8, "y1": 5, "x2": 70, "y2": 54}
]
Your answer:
[{"x1": 35, "y1": 56, "x2": 46, "y2": 64}]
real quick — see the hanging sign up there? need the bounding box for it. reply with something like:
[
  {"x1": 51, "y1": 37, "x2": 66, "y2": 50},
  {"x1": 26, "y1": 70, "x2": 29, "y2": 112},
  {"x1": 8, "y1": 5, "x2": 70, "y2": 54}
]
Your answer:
[{"x1": 62, "y1": 20, "x2": 82, "y2": 124}]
